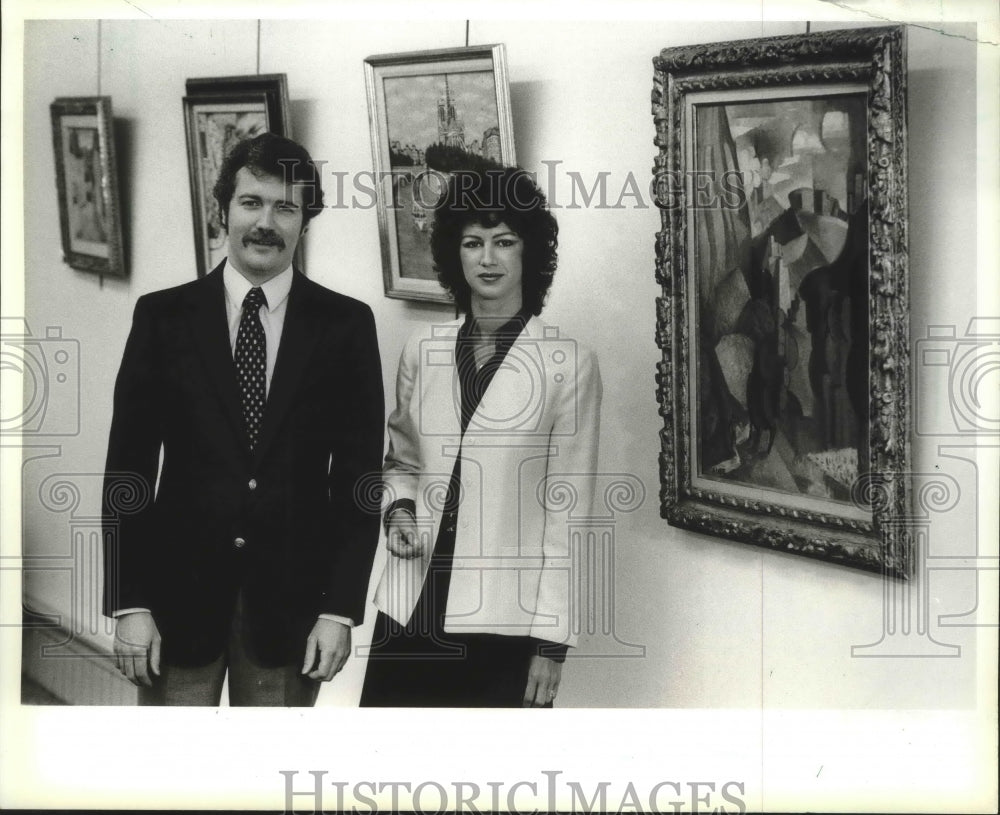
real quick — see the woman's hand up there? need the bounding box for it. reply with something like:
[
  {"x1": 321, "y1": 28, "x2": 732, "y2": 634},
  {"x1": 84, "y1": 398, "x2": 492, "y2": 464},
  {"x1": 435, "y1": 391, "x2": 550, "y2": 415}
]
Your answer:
[
  {"x1": 385, "y1": 510, "x2": 426, "y2": 559},
  {"x1": 523, "y1": 655, "x2": 562, "y2": 707}
]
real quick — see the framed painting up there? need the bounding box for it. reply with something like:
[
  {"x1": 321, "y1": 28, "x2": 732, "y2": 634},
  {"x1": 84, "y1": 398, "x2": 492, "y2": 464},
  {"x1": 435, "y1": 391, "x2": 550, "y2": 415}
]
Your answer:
[
  {"x1": 50, "y1": 96, "x2": 126, "y2": 277},
  {"x1": 364, "y1": 44, "x2": 516, "y2": 303},
  {"x1": 183, "y1": 74, "x2": 293, "y2": 277},
  {"x1": 652, "y1": 26, "x2": 911, "y2": 576}
]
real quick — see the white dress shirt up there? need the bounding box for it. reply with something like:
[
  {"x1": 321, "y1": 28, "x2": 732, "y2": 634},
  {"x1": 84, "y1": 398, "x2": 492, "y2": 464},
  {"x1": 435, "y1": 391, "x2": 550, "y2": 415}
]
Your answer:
[{"x1": 115, "y1": 262, "x2": 354, "y2": 628}]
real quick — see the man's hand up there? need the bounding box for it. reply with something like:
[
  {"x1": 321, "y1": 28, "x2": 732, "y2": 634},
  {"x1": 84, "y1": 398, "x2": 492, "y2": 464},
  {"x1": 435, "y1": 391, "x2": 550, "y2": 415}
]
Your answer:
[
  {"x1": 523, "y1": 655, "x2": 562, "y2": 707},
  {"x1": 301, "y1": 618, "x2": 351, "y2": 681},
  {"x1": 114, "y1": 611, "x2": 161, "y2": 687},
  {"x1": 385, "y1": 510, "x2": 426, "y2": 560}
]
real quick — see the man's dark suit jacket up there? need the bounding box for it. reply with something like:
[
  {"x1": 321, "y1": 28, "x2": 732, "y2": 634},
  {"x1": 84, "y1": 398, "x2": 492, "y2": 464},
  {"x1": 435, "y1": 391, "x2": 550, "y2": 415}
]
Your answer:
[{"x1": 102, "y1": 263, "x2": 385, "y2": 668}]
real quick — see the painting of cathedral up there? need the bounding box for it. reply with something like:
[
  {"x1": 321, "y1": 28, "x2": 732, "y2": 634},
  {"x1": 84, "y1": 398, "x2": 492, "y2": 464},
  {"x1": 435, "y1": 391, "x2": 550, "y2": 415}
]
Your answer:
[{"x1": 382, "y1": 70, "x2": 503, "y2": 280}]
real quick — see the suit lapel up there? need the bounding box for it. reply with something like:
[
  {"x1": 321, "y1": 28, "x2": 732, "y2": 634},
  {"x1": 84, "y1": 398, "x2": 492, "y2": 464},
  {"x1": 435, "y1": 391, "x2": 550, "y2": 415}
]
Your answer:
[
  {"x1": 185, "y1": 263, "x2": 248, "y2": 458},
  {"x1": 254, "y1": 271, "x2": 319, "y2": 462}
]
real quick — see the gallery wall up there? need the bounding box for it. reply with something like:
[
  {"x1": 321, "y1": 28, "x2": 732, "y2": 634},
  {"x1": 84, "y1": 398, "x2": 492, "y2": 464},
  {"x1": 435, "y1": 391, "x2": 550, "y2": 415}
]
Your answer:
[{"x1": 19, "y1": 17, "x2": 988, "y2": 709}]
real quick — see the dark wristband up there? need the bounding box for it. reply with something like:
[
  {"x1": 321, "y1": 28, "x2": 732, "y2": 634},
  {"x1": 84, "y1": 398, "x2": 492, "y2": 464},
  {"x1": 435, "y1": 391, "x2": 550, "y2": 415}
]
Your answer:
[
  {"x1": 383, "y1": 498, "x2": 417, "y2": 533},
  {"x1": 531, "y1": 638, "x2": 569, "y2": 663}
]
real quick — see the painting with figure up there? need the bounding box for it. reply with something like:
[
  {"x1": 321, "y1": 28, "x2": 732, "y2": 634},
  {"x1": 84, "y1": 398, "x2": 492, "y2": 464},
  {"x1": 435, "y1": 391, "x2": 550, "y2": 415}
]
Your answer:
[
  {"x1": 382, "y1": 70, "x2": 501, "y2": 280},
  {"x1": 691, "y1": 92, "x2": 870, "y2": 513}
]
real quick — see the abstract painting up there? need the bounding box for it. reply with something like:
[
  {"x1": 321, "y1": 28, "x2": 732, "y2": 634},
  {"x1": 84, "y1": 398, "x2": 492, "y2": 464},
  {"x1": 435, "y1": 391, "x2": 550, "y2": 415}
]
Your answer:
[{"x1": 653, "y1": 27, "x2": 911, "y2": 576}]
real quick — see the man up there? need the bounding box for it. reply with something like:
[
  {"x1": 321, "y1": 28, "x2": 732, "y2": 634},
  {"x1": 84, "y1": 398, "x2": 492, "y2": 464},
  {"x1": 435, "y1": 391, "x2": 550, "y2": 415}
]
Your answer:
[{"x1": 102, "y1": 133, "x2": 384, "y2": 706}]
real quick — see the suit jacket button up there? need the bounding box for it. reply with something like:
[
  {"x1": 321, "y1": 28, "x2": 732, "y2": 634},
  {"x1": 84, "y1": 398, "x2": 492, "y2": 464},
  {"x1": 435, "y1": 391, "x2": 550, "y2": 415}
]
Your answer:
[
  {"x1": 248, "y1": 478, "x2": 257, "y2": 491},
  {"x1": 234, "y1": 537, "x2": 246, "y2": 548}
]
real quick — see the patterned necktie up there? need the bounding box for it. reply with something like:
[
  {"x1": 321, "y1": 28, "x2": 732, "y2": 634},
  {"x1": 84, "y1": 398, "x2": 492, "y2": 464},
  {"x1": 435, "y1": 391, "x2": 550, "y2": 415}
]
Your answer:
[{"x1": 235, "y1": 287, "x2": 268, "y2": 451}]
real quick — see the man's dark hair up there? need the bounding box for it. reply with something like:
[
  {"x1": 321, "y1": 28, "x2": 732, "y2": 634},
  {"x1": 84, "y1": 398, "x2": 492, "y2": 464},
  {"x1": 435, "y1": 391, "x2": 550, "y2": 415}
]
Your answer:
[
  {"x1": 213, "y1": 132, "x2": 325, "y2": 229},
  {"x1": 430, "y1": 166, "x2": 558, "y2": 316}
]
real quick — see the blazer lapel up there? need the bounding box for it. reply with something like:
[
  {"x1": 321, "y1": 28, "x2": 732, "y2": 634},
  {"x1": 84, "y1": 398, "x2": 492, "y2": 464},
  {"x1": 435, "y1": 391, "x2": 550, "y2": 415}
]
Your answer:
[
  {"x1": 185, "y1": 264, "x2": 248, "y2": 458},
  {"x1": 254, "y1": 271, "x2": 318, "y2": 462},
  {"x1": 429, "y1": 321, "x2": 464, "y2": 440}
]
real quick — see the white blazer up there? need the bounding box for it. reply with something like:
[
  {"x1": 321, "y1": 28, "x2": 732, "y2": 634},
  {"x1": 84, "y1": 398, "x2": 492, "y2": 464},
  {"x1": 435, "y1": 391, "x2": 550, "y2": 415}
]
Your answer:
[{"x1": 373, "y1": 315, "x2": 602, "y2": 647}]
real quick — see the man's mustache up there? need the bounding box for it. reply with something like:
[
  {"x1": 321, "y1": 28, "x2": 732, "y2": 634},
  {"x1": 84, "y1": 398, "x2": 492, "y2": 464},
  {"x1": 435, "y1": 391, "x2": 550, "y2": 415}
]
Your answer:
[{"x1": 243, "y1": 230, "x2": 285, "y2": 249}]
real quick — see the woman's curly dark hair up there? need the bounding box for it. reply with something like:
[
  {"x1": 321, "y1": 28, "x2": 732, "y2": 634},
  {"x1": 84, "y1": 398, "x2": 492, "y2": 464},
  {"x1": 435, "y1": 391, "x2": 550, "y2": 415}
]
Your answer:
[{"x1": 430, "y1": 166, "x2": 558, "y2": 316}]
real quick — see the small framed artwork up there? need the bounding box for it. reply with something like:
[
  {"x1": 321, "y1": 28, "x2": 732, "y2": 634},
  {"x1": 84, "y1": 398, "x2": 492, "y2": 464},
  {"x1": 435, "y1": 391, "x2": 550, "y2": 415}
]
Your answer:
[
  {"x1": 183, "y1": 74, "x2": 292, "y2": 277},
  {"x1": 364, "y1": 45, "x2": 516, "y2": 303},
  {"x1": 50, "y1": 96, "x2": 126, "y2": 277},
  {"x1": 652, "y1": 26, "x2": 911, "y2": 576}
]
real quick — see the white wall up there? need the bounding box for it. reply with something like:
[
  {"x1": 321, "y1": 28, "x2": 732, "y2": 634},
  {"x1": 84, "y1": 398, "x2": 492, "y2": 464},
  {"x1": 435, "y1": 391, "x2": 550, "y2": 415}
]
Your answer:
[{"x1": 20, "y1": 17, "x2": 989, "y2": 710}]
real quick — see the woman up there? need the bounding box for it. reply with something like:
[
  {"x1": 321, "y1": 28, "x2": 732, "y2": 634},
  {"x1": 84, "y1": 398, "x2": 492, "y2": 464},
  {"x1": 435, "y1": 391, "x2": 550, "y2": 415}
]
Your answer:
[{"x1": 360, "y1": 167, "x2": 602, "y2": 707}]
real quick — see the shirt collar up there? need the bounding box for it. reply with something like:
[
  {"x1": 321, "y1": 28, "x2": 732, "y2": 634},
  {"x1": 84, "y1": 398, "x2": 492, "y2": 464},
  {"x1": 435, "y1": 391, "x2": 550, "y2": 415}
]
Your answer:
[{"x1": 223, "y1": 260, "x2": 294, "y2": 313}]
